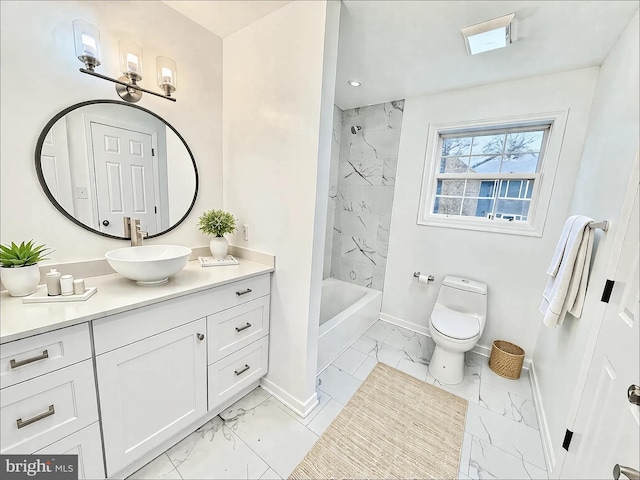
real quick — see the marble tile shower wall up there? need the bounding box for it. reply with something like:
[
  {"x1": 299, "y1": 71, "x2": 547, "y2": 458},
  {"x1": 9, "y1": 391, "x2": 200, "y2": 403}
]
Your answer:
[
  {"x1": 323, "y1": 106, "x2": 344, "y2": 280},
  {"x1": 328, "y1": 101, "x2": 404, "y2": 290}
]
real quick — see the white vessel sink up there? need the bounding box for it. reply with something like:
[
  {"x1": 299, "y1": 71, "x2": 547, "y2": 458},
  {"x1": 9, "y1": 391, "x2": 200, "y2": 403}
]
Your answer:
[{"x1": 105, "y1": 245, "x2": 192, "y2": 286}]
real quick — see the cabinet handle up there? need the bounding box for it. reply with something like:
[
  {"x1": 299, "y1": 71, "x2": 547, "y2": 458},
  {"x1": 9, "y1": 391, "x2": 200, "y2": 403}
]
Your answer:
[
  {"x1": 235, "y1": 323, "x2": 252, "y2": 333},
  {"x1": 10, "y1": 350, "x2": 49, "y2": 369},
  {"x1": 234, "y1": 364, "x2": 251, "y2": 376},
  {"x1": 196, "y1": 333, "x2": 205, "y2": 341},
  {"x1": 236, "y1": 288, "x2": 252, "y2": 296},
  {"x1": 17, "y1": 405, "x2": 55, "y2": 429}
]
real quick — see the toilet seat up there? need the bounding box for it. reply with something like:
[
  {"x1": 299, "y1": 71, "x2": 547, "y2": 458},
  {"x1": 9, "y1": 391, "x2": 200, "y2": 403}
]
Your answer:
[{"x1": 430, "y1": 304, "x2": 480, "y2": 340}]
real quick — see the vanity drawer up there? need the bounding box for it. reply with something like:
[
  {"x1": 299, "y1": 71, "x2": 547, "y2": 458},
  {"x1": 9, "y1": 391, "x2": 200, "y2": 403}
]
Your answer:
[
  {"x1": 207, "y1": 296, "x2": 270, "y2": 364},
  {"x1": 209, "y1": 274, "x2": 270, "y2": 311},
  {"x1": 208, "y1": 336, "x2": 269, "y2": 410},
  {"x1": 1, "y1": 359, "x2": 99, "y2": 454},
  {"x1": 34, "y1": 422, "x2": 105, "y2": 480},
  {"x1": 1, "y1": 324, "x2": 92, "y2": 388}
]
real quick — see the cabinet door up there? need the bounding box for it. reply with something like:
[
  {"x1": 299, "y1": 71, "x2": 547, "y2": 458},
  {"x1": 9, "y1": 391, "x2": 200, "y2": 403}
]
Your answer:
[{"x1": 96, "y1": 319, "x2": 207, "y2": 476}]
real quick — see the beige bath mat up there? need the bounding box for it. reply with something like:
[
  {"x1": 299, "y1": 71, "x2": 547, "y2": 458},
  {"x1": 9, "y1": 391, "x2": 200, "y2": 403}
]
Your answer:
[{"x1": 289, "y1": 362, "x2": 467, "y2": 480}]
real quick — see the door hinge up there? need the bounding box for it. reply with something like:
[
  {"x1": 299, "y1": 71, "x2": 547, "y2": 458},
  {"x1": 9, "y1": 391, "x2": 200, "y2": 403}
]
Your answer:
[
  {"x1": 601, "y1": 279, "x2": 615, "y2": 303},
  {"x1": 154, "y1": 206, "x2": 157, "y2": 214},
  {"x1": 562, "y1": 429, "x2": 574, "y2": 451},
  {"x1": 152, "y1": 148, "x2": 155, "y2": 156}
]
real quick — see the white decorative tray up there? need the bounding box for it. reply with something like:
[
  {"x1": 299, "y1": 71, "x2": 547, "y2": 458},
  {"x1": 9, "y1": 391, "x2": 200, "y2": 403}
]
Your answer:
[
  {"x1": 23, "y1": 287, "x2": 98, "y2": 304},
  {"x1": 198, "y1": 255, "x2": 239, "y2": 267}
]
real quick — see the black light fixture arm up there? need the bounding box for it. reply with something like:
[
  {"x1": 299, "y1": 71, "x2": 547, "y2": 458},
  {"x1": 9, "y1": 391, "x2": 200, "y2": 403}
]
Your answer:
[{"x1": 79, "y1": 68, "x2": 176, "y2": 102}]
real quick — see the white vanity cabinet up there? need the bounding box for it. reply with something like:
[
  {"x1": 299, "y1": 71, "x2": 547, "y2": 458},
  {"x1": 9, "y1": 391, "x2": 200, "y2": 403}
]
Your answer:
[
  {"x1": 92, "y1": 273, "x2": 271, "y2": 477},
  {"x1": 0, "y1": 324, "x2": 104, "y2": 480}
]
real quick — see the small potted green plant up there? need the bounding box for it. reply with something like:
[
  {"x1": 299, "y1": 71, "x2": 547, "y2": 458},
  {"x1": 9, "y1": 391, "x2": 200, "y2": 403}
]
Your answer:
[
  {"x1": 198, "y1": 209, "x2": 237, "y2": 259},
  {"x1": 0, "y1": 240, "x2": 53, "y2": 296}
]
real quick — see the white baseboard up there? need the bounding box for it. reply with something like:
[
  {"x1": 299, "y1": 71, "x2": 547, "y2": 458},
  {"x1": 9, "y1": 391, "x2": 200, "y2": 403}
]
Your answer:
[
  {"x1": 379, "y1": 312, "x2": 429, "y2": 336},
  {"x1": 530, "y1": 360, "x2": 555, "y2": 473},
  {"x1": 378, "y1": 314, "x2": 532, "y2": 369},
  {"x1": 260, "y1": 377, "x2": 318, "y2": 418}
]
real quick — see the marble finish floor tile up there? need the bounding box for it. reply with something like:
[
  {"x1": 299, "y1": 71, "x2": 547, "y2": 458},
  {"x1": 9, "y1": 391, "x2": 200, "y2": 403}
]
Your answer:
[
  {"x1": 352, "y1": 355, "x2": 378, "y2": 381},
  {"x1": 316, "y1": 364, "x2": 363, "y2": 405},
  {"x1": 259, "y1": 468, "x2": 282, "y2": 480},
  {"x1": 481, "y1": 362, "x2": 533, "y2": 400},
  {"x1": 166, "y1": 417, "x2": 268, "y2": 480},
  {"x1": 362, "y1": 319, "x2": 396, "y2": 342},
  {"x1": 332, "y1": 347, "x2": 368, "y2": 375},
  {"x1": 230, "y1": 398, "x2": 319, "y2": 479},
  {"x1": 479, "y1": 382, "x2": 538, "y2": 430},
  {"x1": 460, "y1": 433, "x2": 472, "y2": 476},
  {"x1": 465, "y1": 403, "x2": 546, "y2": 470},
  {"x1": 307, "y1": 399, "x2": 344, "y2": 436},
  {"x1": 383, "y1": 326, "x2": 434, "y2": 364},
  {"x1": 367, "y1": 340, "x2": 405, "y2": 367},
  {"x1": 350, "y1": 334, "x2": 378, "y2": 355},
  {"x1": 468, "y1": 437, "x2": 548, "y2": 480},
  {"x1": 432, "y1": 359, "x2": 481, "y2": 405},
  {"x1": 218, "y1": 386, "x2": 271, "y2": 421},
  {"x1": 395, "y1": 355, "x2": 429, "y2": 381},
  {"x1": 128, "y1": 453, "x2": 181, "y2": 480}
]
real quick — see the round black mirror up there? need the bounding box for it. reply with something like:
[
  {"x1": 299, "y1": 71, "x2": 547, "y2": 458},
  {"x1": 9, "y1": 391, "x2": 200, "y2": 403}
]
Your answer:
[{"x1": 35, "y1": 100, "x2": 198, "y2": 239}]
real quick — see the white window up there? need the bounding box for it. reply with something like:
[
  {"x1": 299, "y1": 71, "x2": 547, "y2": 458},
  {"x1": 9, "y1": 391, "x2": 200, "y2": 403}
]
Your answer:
[{"x1": 417, "y1": 112, "x2": 567, "y2": 236}]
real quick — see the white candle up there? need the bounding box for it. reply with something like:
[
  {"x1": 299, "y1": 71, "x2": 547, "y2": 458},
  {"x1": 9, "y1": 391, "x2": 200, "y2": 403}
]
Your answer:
[
  {"x1": 161, "y1": 67, "x2": 173, "y2": 85},
  {"x1": 127, "y1": 53, "x2": 139, "y2": 73},
  {"x1": 81, "y1": 33, "x2": 97, "y2": 57}
]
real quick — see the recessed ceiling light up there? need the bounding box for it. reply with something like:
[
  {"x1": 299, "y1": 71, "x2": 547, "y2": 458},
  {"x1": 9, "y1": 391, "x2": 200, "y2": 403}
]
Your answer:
[
  {"x1": 461, "y1": 13, "x2": 515, "y2": 55},
  {"x1": 347, "y1": 80, "x2": 362, "y2": 87}
]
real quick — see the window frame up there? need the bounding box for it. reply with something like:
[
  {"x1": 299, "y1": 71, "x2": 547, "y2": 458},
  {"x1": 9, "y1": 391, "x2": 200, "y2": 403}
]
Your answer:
[{"x1": 417, "y1": 111, "x2": 568, "y2": 237}]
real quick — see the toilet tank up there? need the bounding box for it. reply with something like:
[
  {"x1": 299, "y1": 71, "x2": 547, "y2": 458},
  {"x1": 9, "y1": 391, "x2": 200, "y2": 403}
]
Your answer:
[{"x1": 436, "y1": 276, "x2": 487, "y2": 319}]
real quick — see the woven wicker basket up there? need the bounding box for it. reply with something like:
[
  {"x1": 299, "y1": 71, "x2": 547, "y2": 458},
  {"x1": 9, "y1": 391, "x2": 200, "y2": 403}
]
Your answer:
[{"x1": 489, "y1": 340, "x2": 525, "y2": 380}]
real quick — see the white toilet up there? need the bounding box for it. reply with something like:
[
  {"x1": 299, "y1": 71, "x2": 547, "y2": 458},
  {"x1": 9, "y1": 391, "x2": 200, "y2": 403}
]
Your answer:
[{"x1": 428, "y1": 276, "x2": 487, "y2": 385}]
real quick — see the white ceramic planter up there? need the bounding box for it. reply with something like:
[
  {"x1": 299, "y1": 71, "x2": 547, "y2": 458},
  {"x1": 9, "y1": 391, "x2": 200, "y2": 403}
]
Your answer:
[
  {"x1": 1, "y1": 264, "x2": 40, "y2": 296},
  {"x1": 209, "y1": 237, "x2": 228, "y2": 259}
]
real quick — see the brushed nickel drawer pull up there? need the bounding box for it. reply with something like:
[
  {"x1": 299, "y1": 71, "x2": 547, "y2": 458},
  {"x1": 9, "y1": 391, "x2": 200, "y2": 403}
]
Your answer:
[
  {"x1": 10, "y1": 350, "x2": 49, "y2": 369},
  {"x1": 17, "y1": 405, "x2": 55, "y2": 429},
  {"x1": 234, "y1": 364, "x2": 251, "y2": 376},
  {"x1": 235, "y1": 323, "x2": 252, "y2": 333},
  {"x1": 236, "y1": 288, "x2": 252, "y2": 296}
]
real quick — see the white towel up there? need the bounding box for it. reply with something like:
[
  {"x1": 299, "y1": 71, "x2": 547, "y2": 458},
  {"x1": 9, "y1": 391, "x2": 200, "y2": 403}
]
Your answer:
[{"x1": 540, "y1": 216, "x2": 595, "y2": 328}]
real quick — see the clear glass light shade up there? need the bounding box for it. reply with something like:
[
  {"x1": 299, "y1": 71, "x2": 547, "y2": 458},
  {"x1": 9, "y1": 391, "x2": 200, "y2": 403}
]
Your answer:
[
  {"x1": 72, "y1": 20, "x2": 101, "y2": 69},
  {"x1": 119, "y1": 40, "x2": 143, "y2": 81},
  {"x1": 156, "y1": 57, "x2": 177, "y2": 95}
]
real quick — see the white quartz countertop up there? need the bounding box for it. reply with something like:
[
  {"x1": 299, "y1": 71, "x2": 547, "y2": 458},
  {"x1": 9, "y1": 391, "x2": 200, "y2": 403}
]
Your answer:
[{"x1": 0, "y1": 257, "x2": 273, "y2": 344}]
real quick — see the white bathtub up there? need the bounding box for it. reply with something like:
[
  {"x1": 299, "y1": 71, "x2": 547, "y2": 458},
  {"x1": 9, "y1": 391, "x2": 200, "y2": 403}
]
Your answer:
[{"x1": 317, "y1": 278, "x2": 382, "y2": 373}]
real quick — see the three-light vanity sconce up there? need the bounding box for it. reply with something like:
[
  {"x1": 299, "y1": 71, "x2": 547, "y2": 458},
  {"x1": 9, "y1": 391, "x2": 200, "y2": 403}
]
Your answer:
[{"x1": 72, "y1": 20, "x2": 177, "y2": 103}]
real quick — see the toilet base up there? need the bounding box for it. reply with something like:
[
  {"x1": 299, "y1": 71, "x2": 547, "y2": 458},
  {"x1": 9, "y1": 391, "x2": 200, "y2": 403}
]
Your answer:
[{"x1": 429, "y1": 345, "x2": 465, "y2": 385}]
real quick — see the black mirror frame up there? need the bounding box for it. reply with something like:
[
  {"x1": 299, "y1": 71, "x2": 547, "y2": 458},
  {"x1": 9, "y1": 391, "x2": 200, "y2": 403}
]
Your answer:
[{"x1": 34, "y1": 99, "x2": 199, "y2": 240}]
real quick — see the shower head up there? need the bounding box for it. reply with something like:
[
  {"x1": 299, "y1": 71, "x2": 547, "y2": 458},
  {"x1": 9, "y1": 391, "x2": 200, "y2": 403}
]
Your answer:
[{"x1": 350, "y1": 125, "x2": 361, "y2": 134}]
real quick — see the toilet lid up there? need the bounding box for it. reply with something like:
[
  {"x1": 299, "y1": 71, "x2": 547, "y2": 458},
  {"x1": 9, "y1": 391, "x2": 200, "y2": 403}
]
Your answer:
[{"x1": 431, "y1": 304, "x2": 481, "y2": 340}]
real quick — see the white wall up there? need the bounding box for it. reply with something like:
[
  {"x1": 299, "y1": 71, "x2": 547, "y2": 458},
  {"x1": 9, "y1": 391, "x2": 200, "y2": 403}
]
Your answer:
[
  {"x1": 382, "y1": 68, "x2": 599, "y2": 357},
  {"x1": 0, "y1": 1, "x2": 223, "y2": 261},
  {"x1": 223, "y1": 0, "x2": 339, "y2": 414},
  {"x1": 533, "y1": 11, "x2": 639, "y2": 473}
]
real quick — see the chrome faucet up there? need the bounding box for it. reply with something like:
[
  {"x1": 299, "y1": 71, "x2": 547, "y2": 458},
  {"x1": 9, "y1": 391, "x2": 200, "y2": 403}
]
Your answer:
[{"x1": 123, "y1": 217, "x2": 147, "y2": 246}]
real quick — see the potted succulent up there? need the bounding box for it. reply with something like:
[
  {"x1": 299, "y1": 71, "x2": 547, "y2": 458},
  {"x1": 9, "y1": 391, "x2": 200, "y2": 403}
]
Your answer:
[
  {"x1": 0, "y1": 240, "x2": 53, "y2": 296},
  {"x1": 198, "y1": 209, "x2": 237, "y2": 259}
]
